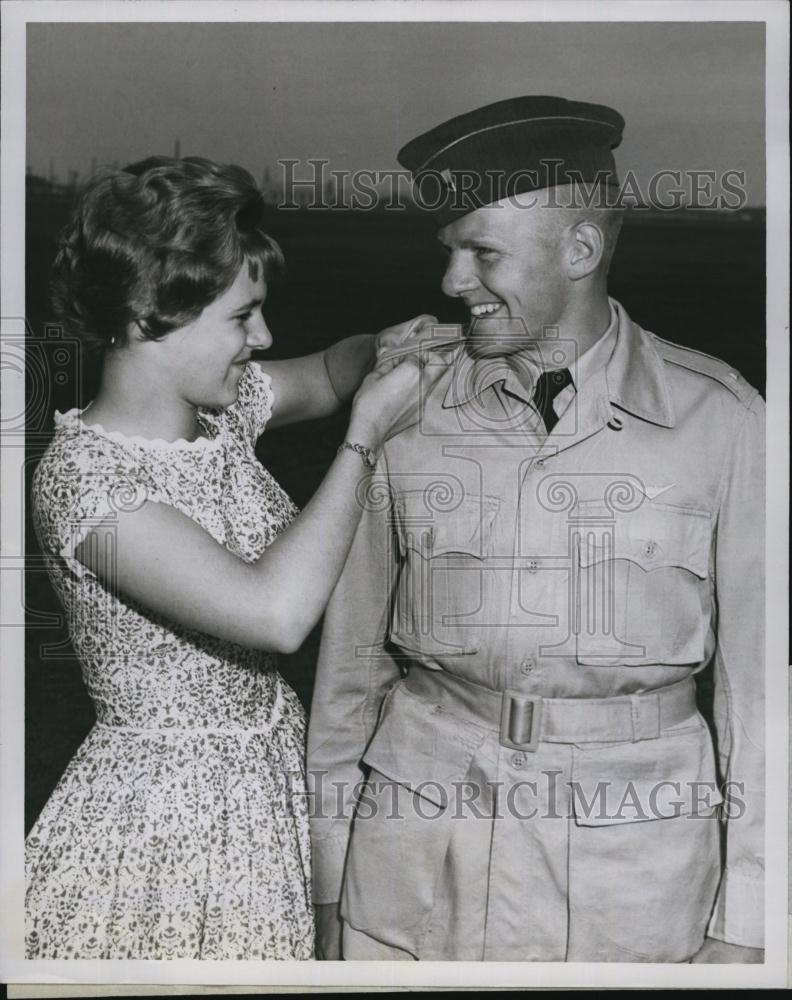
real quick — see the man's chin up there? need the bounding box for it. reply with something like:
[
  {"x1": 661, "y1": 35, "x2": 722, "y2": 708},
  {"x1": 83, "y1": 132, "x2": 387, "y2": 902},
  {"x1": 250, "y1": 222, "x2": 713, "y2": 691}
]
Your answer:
[
  {"x1": 464, "y1": 315, "x2": 541, "y2": 360},
  {"x1": 464, "y1": 335, "x2": 538, "y2": 360}
]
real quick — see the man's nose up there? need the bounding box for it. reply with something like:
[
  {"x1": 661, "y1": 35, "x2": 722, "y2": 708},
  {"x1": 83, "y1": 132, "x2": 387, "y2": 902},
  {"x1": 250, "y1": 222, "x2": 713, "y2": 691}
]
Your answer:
[
  {"x1": 441, "y1": 253, "x2": 478, "y2": 298},
  {"x1": 247, "y1": 312, "x2": 273, "y2": 351}
]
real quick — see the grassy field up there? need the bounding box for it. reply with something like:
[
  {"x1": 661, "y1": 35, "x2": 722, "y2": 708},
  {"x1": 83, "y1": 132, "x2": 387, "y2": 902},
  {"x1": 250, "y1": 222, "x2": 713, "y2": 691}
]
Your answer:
[{"x1": 24, "y1": 194, "x2": 765, "y2": 832}]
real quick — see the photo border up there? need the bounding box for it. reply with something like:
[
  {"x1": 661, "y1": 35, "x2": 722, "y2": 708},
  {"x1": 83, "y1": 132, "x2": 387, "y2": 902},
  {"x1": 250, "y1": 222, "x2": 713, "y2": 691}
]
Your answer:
[{"x1": 1, "y1": 0, "x2": 788, "y2": 990}]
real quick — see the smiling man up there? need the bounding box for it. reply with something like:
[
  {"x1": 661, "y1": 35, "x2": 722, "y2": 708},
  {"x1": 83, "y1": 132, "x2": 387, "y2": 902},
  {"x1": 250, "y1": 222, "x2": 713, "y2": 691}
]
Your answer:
[{"x1": 308, "y1": 96, "x2": 765, "y2": 963}]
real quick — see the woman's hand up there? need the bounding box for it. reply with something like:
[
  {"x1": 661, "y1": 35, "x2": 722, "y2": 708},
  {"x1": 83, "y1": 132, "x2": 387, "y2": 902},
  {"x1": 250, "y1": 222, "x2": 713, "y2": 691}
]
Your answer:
[
  {"x1": 350, "y1": 349, "x2": 445, "y2": 446},
  {"x1": 374, "y1": 314, "x2": 439, "y2": 373}
]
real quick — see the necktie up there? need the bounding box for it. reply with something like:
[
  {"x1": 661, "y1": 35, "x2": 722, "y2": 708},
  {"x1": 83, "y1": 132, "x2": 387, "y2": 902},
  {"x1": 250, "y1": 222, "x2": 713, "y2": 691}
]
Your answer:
[{"x1": 531, "y1": 368, "x2": 573, "y2": 433}]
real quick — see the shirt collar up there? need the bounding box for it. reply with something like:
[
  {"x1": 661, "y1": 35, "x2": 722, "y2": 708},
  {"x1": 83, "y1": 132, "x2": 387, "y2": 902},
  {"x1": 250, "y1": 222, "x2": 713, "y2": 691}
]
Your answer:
[
  {"x1": 440, "y1": 298, "x2": 675, "y2": 428},
  {"x1": 442, "y1": 300, "x2": 618, "y2": 409},
  {"x1": 570, "y1": 299, "x2": 618, "y2": 389},
  {"x1": 605, "y1": 298, "x2": 675, "y2": 427}
]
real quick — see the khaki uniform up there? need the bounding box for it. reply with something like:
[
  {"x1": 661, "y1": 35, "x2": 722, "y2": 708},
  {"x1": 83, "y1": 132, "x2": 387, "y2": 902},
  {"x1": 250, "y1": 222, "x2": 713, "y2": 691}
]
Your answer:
[{"x1": 308, "y1": 299, "x2": 764, "y2": 961}]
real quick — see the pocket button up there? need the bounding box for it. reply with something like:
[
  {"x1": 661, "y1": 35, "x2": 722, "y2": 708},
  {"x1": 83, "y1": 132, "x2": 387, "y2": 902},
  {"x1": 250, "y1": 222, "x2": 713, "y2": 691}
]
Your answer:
[
  {"x1": 511, "y1": 753, "x2": 527, "y2": 769},
  {"x1": 520, "y1": 658, "x2": 535, "y2": 675}
]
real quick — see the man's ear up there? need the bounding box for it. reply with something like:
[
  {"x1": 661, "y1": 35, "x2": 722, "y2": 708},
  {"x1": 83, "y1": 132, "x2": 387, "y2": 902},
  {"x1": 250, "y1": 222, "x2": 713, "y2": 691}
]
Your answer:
[{"x1": 567, "y1": 221, "x2": 604, "y2": 280}]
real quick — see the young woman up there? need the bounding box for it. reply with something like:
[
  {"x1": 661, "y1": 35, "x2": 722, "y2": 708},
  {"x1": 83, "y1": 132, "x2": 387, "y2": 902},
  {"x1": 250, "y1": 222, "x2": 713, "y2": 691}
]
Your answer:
[{"x1": 26, "y1": 156, "x2": 437, "y2": 960}]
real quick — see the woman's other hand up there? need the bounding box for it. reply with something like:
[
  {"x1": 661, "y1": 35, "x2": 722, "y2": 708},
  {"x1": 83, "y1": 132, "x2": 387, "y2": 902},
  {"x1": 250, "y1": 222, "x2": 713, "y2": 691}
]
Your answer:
[{"x1": 374, "y1": 314, "x2": 439, "y2": 372}]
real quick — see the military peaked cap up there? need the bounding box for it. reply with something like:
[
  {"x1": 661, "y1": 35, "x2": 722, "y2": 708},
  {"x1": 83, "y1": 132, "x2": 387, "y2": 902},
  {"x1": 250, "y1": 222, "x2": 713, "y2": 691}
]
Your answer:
[{"x1": 397, "y1": 95, "x2": 625, "y2": 225}]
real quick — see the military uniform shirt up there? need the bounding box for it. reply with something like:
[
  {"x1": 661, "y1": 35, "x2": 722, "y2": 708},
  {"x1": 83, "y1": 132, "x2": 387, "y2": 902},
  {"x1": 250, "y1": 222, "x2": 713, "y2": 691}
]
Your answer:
[{"x1": 308, "y1": 298, "x2": 764, "y2": 960}]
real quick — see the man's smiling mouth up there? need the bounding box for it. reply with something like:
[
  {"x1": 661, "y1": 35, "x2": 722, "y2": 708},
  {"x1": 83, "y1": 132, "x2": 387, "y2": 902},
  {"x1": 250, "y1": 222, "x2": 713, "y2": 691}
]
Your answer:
[{"x1": 469, "y1": 302, "x2": 503, "y2": 317}]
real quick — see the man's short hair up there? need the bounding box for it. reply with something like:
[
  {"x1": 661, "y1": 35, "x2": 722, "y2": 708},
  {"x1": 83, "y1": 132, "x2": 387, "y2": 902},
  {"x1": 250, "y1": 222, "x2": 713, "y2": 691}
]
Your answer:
[{"x1": 516, "y1": 185, "x2": 625, "y2": 275}]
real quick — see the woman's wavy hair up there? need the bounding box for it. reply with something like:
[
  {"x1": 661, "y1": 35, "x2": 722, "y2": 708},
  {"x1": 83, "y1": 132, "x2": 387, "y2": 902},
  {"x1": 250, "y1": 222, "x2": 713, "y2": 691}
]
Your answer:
[{"x1": 50, "y1": 156, "x2": 284, "y2": 352}]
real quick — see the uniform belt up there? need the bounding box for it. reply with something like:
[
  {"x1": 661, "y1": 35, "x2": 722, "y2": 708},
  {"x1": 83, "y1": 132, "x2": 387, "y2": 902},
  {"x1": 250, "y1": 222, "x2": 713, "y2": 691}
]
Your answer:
[{"x1": 401, "y1": 668, "x2": 698, "y2": 752}]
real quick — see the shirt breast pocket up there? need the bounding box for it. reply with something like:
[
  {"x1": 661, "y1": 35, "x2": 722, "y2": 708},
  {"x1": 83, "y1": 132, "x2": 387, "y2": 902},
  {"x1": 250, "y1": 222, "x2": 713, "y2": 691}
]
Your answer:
[
  {"x1": 389, "y1": 490, "x2": 500, "y2": 657},
  {"x1": 575, "y1": 502, "x2": 712, "y2": 666}
]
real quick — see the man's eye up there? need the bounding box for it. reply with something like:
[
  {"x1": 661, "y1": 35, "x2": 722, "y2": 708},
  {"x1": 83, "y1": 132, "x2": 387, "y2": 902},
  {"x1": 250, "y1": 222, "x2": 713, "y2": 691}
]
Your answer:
[
  {"x1": 475, "y1": 246, "x2": 498, "y2": 259},
  {"x1": 236, "y1": 312, "x2": 252, "y2": 323}
]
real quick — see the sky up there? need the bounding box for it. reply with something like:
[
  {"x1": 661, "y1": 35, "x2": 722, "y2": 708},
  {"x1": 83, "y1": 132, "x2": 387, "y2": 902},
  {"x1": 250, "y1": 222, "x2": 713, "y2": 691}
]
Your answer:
[{"x1": 26, "y1": 20, "x2": 766, "y2": 204}]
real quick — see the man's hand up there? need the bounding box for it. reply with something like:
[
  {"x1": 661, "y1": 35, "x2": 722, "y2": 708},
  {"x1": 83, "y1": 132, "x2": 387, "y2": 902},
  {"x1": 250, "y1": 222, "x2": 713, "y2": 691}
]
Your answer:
[
  {"x1": 374, "y1": 314, "x2": 440, "y2": 372},
  {"x1": 690, "y1": 937, "x2": 764, "y2": 963},
  {"x1": 314, "y1": 902, "x2": 343, "y2": 960}
]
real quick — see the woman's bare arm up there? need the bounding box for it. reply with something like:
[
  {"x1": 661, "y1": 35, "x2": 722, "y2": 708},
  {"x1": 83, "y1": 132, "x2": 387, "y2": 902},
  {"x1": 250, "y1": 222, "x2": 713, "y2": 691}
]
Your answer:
[
  {"x1": 76, "y1": 358, "x2": 436, "y2": 653},
  {"x1": 261, "y1": 337, "x2": 374, "y2": 429},
  {"x1": 261, "y1": 316, "x2": 437, "y2": 428}
]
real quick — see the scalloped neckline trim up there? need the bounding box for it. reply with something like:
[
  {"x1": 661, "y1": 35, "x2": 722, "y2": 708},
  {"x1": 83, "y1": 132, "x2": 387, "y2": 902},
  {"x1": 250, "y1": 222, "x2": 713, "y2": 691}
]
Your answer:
[{"x1": 54, "y1": 407, "x2": 223, "y2": 451}]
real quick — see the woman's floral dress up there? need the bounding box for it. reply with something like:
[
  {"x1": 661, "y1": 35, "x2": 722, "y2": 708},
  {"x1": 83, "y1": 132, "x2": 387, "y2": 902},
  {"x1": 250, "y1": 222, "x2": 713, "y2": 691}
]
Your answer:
[{"x1": 26, "y1": 363, "x2": 314, "y2": 960}]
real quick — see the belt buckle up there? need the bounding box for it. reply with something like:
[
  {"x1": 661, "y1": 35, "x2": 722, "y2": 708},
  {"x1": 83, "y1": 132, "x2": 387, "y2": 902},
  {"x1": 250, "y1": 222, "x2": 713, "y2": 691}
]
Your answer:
[{"x1": 499, "y1": 690, "x2": 542, "y2": 753}]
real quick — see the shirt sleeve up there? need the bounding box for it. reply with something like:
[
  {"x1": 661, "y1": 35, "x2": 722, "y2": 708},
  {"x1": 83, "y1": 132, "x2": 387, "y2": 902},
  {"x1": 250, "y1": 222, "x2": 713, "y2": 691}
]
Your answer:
[
  {"x1": 307, "y1": 453, "x2": 402, "y2": 905},
  {"x1": 706, "y1": 392, "x2": 765, "y2": 949}
]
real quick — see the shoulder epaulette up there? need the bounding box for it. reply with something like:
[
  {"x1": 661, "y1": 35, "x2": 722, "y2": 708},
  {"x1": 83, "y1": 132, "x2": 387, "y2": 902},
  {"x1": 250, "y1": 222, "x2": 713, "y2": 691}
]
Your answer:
[{"x1": 653, "y1": 334, "x2": 758, "y2": 408}]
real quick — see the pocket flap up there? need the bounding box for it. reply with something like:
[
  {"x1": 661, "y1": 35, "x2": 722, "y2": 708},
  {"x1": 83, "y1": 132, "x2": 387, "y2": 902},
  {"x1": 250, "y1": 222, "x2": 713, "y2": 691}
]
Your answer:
[
  {"x1": 577, "y1": 502, "x2": 710, "y2": 578},
  {"x1": 362, "y1": 680, "x2": 486, "y2": 807},
  {"x1": 571, "y1": 720, "x2": 723, "y2": 827},
  {"x1": 394, "y1": 491, "x2": 500, "y2": 559}
]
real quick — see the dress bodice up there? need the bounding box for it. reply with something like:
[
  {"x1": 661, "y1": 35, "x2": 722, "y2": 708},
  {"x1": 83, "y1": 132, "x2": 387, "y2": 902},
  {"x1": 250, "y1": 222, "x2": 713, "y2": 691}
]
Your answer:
[{"x1": 31, "y1": 363, "x2": 300, "y2": 729}]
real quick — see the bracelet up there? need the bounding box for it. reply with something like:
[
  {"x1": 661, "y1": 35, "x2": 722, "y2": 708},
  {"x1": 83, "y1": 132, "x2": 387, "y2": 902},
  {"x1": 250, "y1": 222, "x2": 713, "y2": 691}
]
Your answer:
[{"x1": 337, "y1": 441, "x2": 378, "y2": 470}]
